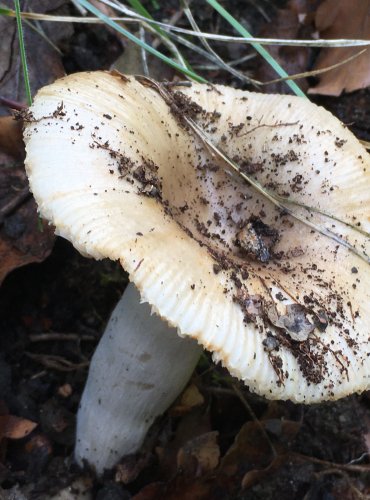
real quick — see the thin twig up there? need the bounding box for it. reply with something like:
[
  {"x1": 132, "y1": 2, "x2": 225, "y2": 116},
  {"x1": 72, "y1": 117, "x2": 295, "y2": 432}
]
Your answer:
[
  {"x1": 0, "y1": 96, "x2": 27, "y2": 110},
  {"x1": 139, "y1": 25, "x2": 149, "y2": 76},
  {"x1": 347, "y1": 452, "x2": 370, "y2": 465},
  {"x1": 262, "y1": 49, "x2": 367, "y2": 85},
  {"x1": 232, "y1": 383, "x2": 277, "y2": 458},
  {"x1": 182, "y1": 0, "x2": 257, "y2": 86},
  {"x1": 292, "y1": 452, "x2": 370, "y2": 474},
  {"x1": 70, "y1": 3, "x2": 370, "y2": 47},
  {"x1": 29, "y1": 332, "x2": 96, "y2": 342},
  {"x1": 0, "y1": 188, "x2": 30, "y2": 224},
  {"x1": 25, "y1": 352, "x2": 89, "y2": 371},
  {"x1": 3, "y1": 6, "x2": 369, "y2": 47}
]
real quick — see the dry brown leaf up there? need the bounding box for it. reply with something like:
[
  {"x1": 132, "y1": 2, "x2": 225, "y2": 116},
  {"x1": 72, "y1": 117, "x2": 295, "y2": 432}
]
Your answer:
[
  {"x1": 0, "y1": 166, "x2": 54, "y2": 284},
  {"x1": 309, "y1": 0, "x2": 370, "y2": 95},
  {"x1": 0, "y1": 116, "x2": 24, "y2": 161},
  {"x1": 177, "y1": 431, "x2": 220, "y2": 476},
  {"x1": 255, "y1": 7, "x2": 311, "y2": 94},
  {"x1": 0, "y1": 0, "x2": 70, "y2": 116},
  {"x1": 171, "y1": 383, "x2": 204, "y2": 416},
  {"x1": 115, "y1": 452, "x2": 152, "y2": 484},
  {"x1": 156, "y1": 408, "x2": 211, "y2": 481},
  {"x1": 0, "y1": 415, "x2": 37, "y2": 440},
  {"x1": 241, "y1": 453, "x2": 292, "y2": 490},
  {"x1": 220, "y1": 421, "x2": 273, "y2": 477}
]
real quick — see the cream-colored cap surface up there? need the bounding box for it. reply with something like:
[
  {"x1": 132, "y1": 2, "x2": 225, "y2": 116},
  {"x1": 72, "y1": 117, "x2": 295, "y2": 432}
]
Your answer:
[{"x1": 24, "y1": 71, "x2": 370, "y2": 403}]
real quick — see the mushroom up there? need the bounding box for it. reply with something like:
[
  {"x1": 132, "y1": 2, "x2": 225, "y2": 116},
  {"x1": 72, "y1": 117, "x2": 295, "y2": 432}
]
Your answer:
[{"x1": 24, "y1": 71, "x2": 370, "y2": 475}]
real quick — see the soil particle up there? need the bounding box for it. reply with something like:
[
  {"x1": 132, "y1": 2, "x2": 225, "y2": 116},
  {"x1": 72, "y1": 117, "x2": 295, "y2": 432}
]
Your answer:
[
  {"x1": 170, "y1": 90, "x2": 204, "y2": 121},
  {"x1": 232, "y1": 155, "x2": 263, "y2": 175},
  {"x1": 235, "y1": 217, "x2": 279, "y2": 263}
]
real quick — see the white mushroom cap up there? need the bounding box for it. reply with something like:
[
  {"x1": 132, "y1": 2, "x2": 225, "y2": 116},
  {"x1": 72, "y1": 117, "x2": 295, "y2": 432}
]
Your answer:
[{"x1": 24, "y1": 71, "x2": 370, "y2": 403}]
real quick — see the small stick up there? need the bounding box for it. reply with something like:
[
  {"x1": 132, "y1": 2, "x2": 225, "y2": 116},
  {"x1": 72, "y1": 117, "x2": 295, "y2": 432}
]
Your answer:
[{"x1": 29, "y1": 332, "x2": 96, "y2": 342}]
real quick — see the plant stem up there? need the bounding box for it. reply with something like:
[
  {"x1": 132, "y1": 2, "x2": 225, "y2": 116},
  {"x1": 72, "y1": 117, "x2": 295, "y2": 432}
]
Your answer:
[{"x1": 14, "y1": 0, "x2": 32, "y2": 105}]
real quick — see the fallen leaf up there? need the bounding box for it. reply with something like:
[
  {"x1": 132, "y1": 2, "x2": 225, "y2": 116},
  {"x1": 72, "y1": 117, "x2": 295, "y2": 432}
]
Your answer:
[
  {"x1": 255, "y1": 7, "x2": 311, "y2": 94},
  {"x1": 0, "y1": 166, "x2": 55, "y2": 284},
  {"x1": 171, "y1": 383, "x2": 205, "y2": 416},
  {"x1": 220, "y1": 421, "x2": 273, "y2": 477},
  {"x1": 0, "y1": 0, "x2": 70, "y2": 116},
  {"x1": 156, "y1": 408, "x2": 211, "y2": 480},
  {"x1": 241, "y1": 453, "x2": 291, "y2": 490},
  {"x1": 0, "y1": 116, "x2": 24, "y2": 161},
  {"x1": 309, "y1": 0, "x2": 370, "y2": 95},
  {"x1": 0, "y1": 414, "x2": 37, "y2": 440},
  {"x1": 177, "y1": 431, "x2": 220, "y2": 476},
  {"x1": 115, "y1": 452, "x2": 152, "y2": 484}
]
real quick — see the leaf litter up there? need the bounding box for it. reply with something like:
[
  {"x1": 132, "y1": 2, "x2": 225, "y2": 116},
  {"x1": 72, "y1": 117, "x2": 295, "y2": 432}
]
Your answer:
[
  {"x1": 0, "y1": 0, "x2": 69, "y2": 114},
  {"x1": 309, "y1": 0, "x2": 370, "y2": 95},
  {"x1": 0, "y1": 163, "x2": 55, "y2": 285}
]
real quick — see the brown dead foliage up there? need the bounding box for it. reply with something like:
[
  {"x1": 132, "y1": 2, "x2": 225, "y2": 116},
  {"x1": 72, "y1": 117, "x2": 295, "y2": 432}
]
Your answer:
[
  {"x1": 0, "y1": 116, "x2": 24, "y2": 161},
  {"x1": 129, "y1": 387, "x2": 370, "y2": 498},
  {"x1": 0, "y1": 415, "x2": 37, "y2": 441},
  {"x1": 256, "y1": 8, "x2": 310, "y2": 94},
  {"x1": 309, "y1": 0, "x2": 370, "y2": 95},
  {"x1": 170, "y1": 383, "x2": 205, "y2": 416},
  {"x1": 0, "y1": 0, "x2": 70, "y2": 116},
  {"x1": 0, "y1": 165, "x2": 54, "y2": 284},
  {"x1": 177, "y1": 431, "x2": 220, "y2": 476},
  {"x1": 0, "y1": 402, "x2": 37, "y2": 465}
]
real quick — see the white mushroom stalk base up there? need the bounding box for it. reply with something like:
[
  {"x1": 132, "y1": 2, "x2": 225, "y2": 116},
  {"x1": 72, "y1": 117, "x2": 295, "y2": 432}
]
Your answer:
[{"x1": 75, "y1": 283, "x2": 201, "y2": 475}]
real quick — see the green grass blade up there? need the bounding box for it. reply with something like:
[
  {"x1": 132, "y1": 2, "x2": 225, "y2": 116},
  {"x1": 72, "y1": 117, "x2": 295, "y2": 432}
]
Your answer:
[
  {"x1": 125, "y1": 0, "x2": 193, "y2": 72},
  {"x1": 77, "y1": 0, "x2": 206, "y2": 82},
  {"x1": 0, "y1": 7, "x2": 13, "y2": 15},
  {"x1": 124, "y1": 0, "x2": 194, "y2": 72},
  {"x1": 126, "y1": 0, "x2": 168, "y2": 40},
  {"x1": 126, "y1": 0, "x2": 155, "y2": 22},
  {"x1": 206, "y1": 0, "x2": 306, "y2": 98},
  {"x1": 14, "y1": 0, "x2": 32, "y2": 105}
]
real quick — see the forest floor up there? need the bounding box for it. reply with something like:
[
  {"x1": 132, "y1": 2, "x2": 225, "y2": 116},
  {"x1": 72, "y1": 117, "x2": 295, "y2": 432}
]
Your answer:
[{"x1": 0, "y1": 0, "x2": 369, "y2": 498}]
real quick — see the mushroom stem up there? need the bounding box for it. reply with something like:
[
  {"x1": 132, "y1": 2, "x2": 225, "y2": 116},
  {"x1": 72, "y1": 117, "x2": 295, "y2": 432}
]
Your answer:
[{"x1": 75, "y1": 283, "x2": 202, "y2": 475}]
